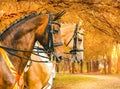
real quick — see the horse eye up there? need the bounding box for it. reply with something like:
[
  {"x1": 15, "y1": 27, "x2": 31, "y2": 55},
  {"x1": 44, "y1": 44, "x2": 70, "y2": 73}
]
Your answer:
[{"x1": 53, "y1": 30, "x2": 59, "y2": 34}]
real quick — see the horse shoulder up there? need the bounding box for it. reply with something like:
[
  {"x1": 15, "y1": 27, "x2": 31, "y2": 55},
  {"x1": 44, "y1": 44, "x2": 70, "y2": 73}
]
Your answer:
[
  {"x1": 26, "y1": 54, "x2": 51, "y2": 89},
  {"x1": 0, "y1": 54, "x2": 16, "y2": 89}
]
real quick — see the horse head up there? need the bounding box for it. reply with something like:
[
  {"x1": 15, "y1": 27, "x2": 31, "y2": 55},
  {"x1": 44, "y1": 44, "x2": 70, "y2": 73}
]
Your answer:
[{"x1": 35, "y1": 13, "x2": 64, "y2": 62}]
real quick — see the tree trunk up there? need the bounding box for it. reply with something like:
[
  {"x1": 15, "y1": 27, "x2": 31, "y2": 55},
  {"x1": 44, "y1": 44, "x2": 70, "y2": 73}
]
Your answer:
[
  {"x1": 86, "y1": 62, "x2": 89, "y2": 73},
  {"x1": 96, "y1": 60, "x2": 99, "y2": 72},
  {"x1": 68, "y1": 60, "x2": 71, "y2": 73},
  {"x1": 56, "y1": 63, "x2": 59, "y2": 72},
  {"x1": 80, "y1": 60, "x2": 83, "y2": 73},
  {"x1": 89, "y1": 61, "x2": 92, "y2": 72},
  {"x1": 91, "y1": 60, "x2": 93, "y2": 72},
  {"x1": 72, "y1": 62, "x2": 75, "y2": 73},
  {"x1": 63, "y1": 60, "x2": 67, "y2": 72},
  {"x1": 107, "y1": 58, "x2": 112, "y2": 74},
  {"x1": 86, "y1": 61, "x2": 91, "y2": 73},
  {"x1": 103, "y1": 59, "x2": 107, "y2": 74},
  {"x1": 116, "y1": 43, "x2": 120, "y2": 73},
  {"x1": 117, "y1": 56, "x2": 120, "y2": 73},
  {"x1": 92, "y1": 61, "x2": 96, "y2": 72},
  {"x1": 93, "y1": 60, "x2": 99, "y2": 72}
]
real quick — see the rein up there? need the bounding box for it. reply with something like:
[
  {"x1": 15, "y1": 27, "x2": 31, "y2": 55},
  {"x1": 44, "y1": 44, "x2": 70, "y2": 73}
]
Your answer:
[{"x1": 0, "y1": 45, "x2": 50, "y2": 63}]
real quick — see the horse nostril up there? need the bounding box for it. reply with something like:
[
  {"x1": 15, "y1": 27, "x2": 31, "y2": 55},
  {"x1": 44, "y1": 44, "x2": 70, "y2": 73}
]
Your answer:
[
  {"x1": 58, "y1": 56, "x2": 63, "y2": 60},
  {"x1": 55, "y1": 56, "x2": 63, "y2": 63}
]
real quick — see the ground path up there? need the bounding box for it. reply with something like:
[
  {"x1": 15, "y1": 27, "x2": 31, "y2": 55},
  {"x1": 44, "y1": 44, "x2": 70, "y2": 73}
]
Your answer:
[{"x1": 52, "y1": 74, "x2": 120, "y2": 89}]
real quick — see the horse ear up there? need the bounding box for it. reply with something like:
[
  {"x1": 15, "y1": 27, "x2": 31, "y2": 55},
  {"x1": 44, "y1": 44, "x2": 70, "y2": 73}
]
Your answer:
[{"x1": 53, "y1": 10, "x2": 66, "y2": 21}]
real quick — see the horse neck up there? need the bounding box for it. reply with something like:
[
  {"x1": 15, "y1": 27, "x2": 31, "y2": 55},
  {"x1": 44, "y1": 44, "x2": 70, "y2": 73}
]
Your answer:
[
  {"x1": 1, "y1": 29, "x2": 35, "y2": 75},
  {"x1": 0, "y1": 17, "x2": 38, "y2": 74},
  {"x1": 0, "y1": 14, "x2": 49, "y2": 74}
]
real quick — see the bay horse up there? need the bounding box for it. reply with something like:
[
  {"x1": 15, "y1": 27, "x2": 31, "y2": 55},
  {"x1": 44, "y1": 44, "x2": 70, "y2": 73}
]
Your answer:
[{"x1": 0, "y1": 12, "x2": 64, "y2": 89}]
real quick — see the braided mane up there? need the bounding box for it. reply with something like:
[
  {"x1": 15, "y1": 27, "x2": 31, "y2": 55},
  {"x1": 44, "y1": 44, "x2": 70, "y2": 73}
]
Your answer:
[{"x1": 0, "y1": 12, "x2": 38, "y2": 40}]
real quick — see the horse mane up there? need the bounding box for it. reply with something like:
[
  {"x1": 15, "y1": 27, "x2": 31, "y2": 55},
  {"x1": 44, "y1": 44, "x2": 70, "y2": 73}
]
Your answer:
[
  {"x1": 0, "y1": 12, "x2": 39, "y2": 40},
  {"x1": 0, "y1": 10, "x2": 66, "y2": 41}
]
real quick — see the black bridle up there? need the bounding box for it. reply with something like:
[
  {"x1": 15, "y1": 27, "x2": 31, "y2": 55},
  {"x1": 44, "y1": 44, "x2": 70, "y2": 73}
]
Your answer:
[
  {"x1": 64, "y1": 24, "x2": 84, "y2": 63},
  {"x1": 65, "y1": 24, "x2": 84, "y2": 53},
  {"x1": 38, "y1": 13, "x2": 63, "y2": 62},
  {"x1": 45, "y1": 13, "x2": 63, "y2": 53},
  {"x1": 0, "y1": 13, "x2": 63, "y2": 63}
]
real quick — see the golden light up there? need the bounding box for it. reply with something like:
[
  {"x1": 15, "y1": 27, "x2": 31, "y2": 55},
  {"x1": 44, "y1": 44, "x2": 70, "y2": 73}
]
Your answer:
[
  {"x1": 111, "y1": 45, "x2": 118, "y2": 60},
  {"x1": 118, "y1": 44, "x2": 120, "y2": 55},
  {"x1": 111, "y1": 45, "x2": 118, "y2": 73}
]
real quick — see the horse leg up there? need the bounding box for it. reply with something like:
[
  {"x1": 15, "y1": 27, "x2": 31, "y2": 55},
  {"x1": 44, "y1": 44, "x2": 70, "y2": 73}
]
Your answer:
[{"x1": 0, "y1": 55, "x2": 16, "y2": 89}]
